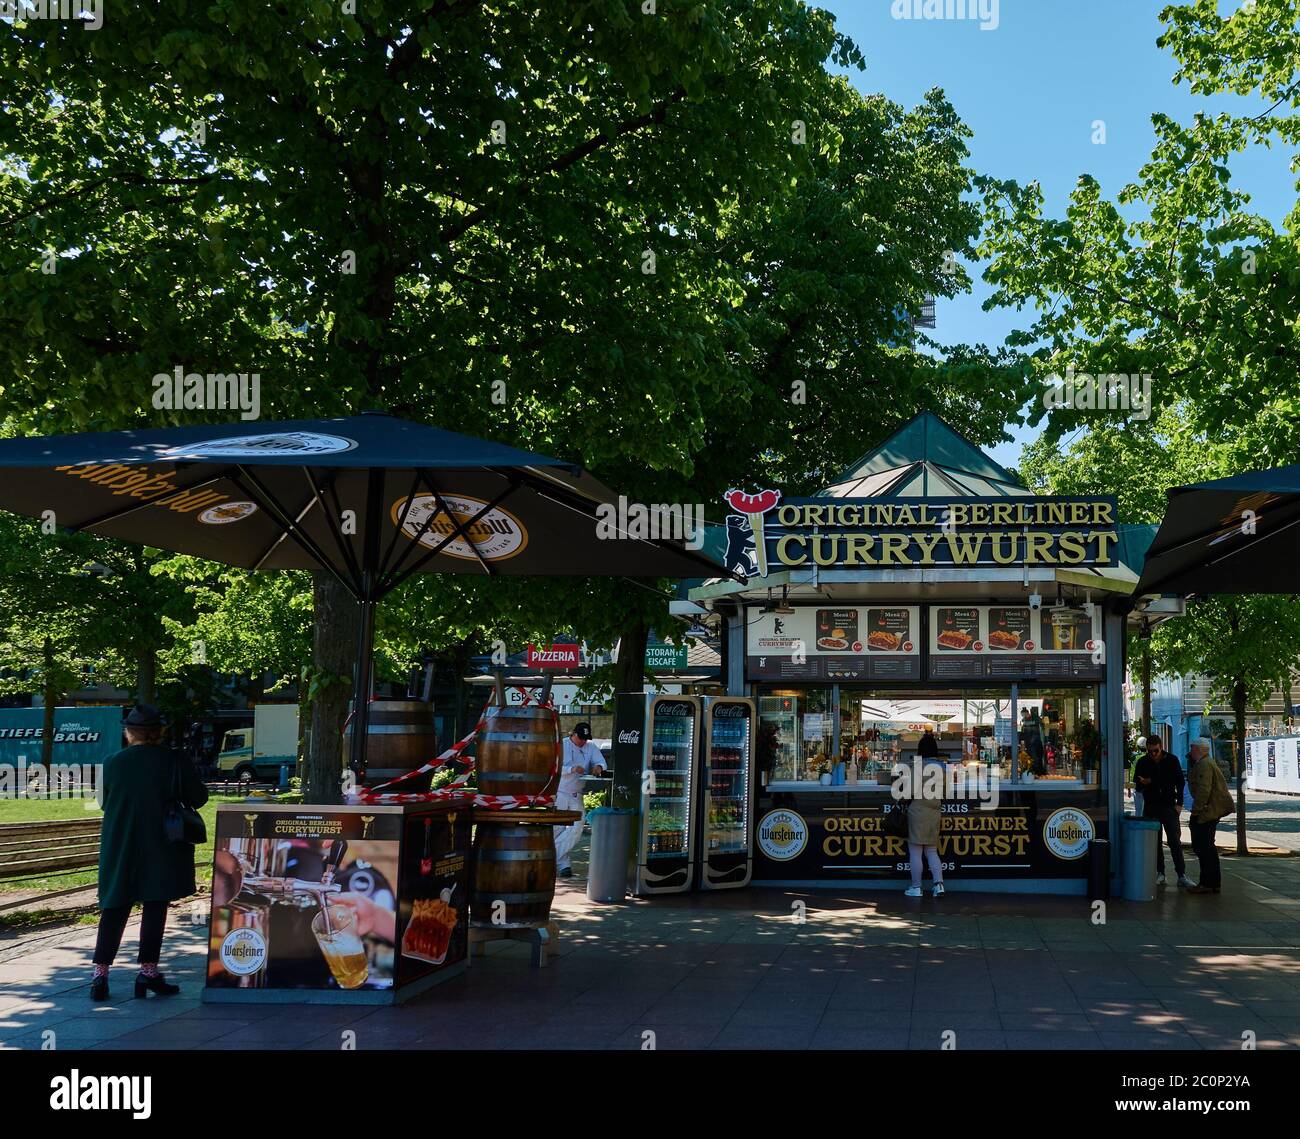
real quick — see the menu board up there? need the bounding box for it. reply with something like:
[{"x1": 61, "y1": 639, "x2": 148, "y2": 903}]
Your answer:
[
  {"x1": 747, "y1": 606, "x2": 920, "y2": 681},
  {"x1": 926, "y1": 605, "x2": 1103, "y2": 681}
]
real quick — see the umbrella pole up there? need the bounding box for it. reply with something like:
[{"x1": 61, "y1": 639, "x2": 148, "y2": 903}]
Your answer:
[{"x1": 349, "y1": 573, "x2": 377, "y2": 781}]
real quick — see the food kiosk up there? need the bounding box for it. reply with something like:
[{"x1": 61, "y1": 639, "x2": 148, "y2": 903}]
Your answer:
[{"x1": 694, "y1": 413, "x2": 1151, "y2": 894}]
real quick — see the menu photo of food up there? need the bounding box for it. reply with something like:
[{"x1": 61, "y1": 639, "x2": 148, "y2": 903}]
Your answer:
[
  {"x1": 934, "y1": 607, "x2": 981, "y2": 652},
  {"x1": 396, "y1": 809, "x2": 469, "y2": 983},
  {"x1": 815, "y1": 608, "x2": 860, "y2": 652},
  {"x1": 987, "y1": 607, "x2": 1033, "y2": 652},
  {"x1": 866, "y1": 607, "x2": 914, "y2": 653}
]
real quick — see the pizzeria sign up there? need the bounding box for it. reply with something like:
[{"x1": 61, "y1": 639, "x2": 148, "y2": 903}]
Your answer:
[{"x1": 722, "y1": 490, "x2": 1118, "y2": 580}]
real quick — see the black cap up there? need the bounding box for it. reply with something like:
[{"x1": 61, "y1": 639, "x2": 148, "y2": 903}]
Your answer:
[
  {"x1": 572, "y1": 722, "x2": 592, "y2": 740},
  {"x1": 125, "y1": 703, "x2": 164, "y2": 727}
]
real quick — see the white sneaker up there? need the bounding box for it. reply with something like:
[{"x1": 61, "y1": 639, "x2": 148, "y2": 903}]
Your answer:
[
  {"x1": 904, "y1": 886, "x2": 923, "y2": 897},
  {"x1": 932, "y1": 883, "x2": 945, "y2": 898},
  {"x1": 1156, "y1": 873, "x2": 1167, "y2": 886},
  {"x1": 1177, "y1": 874, "x2": 1193, "y2": 888}
]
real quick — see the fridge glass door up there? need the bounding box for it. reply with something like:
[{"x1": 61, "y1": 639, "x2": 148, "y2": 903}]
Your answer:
[
  {"x1": 646, "y1": 700, "x2": 694, "y2": 861},
  {"x1": 706, "y1": 703, "x2": 751, "y2": 857}
]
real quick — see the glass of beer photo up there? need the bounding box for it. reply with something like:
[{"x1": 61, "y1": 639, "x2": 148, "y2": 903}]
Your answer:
[
  {"x1": 1050, "y1": 612, "x2": 1078, "y2": 651},
  {"x1": 311, "y1": 901, "x2": 369, "y2": 990}
]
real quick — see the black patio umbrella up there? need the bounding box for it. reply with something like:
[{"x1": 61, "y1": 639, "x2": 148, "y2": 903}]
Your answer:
[
  {"x1": 0, "y1": 413, "x2": 729, "y2": 773},
  {"x1": 1134, "y1": 464, "x2": 1300, "y2": 598}
]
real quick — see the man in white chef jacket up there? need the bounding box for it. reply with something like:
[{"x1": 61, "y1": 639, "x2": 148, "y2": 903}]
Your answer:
[{"x1": 555, "y1": 722, "x2": 605, "y2": 878}]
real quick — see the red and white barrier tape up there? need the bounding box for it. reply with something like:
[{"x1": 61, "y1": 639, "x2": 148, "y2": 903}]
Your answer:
[{"x1": 346, "y1": 687, "x2": 563, "y2": 809}]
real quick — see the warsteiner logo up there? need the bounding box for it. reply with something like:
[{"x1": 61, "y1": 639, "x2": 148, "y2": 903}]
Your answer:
[
  {"x1": 219, "y1": 928, "x2": 267, "y2": 976},
  {"x1": 392, "y1": 494, "x2": 528, "y2": 562},
  {"x1": 757, "y1": 808, "x2": 808, "y2": 861},
  {"x1": 1042, "y1": 807, "x2": 1094, "y2": 860}
]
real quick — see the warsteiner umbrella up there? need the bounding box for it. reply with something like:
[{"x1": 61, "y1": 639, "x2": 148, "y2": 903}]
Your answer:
[{"x1": 0, "y1": 412, "x2": 730, "y2": 774}]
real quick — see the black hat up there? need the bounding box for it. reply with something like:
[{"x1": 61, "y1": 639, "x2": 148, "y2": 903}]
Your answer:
[
  {"x1": 572, "y1": 722, "x2": 592, "y2": 740},
  {"x1": 125, "y1": 703, "x2": 164, "y2": 727}
]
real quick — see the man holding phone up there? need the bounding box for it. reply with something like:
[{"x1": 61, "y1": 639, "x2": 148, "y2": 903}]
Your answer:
[{"x1": 1134, "y1": 734, "x2": 1191, "y2": 888}]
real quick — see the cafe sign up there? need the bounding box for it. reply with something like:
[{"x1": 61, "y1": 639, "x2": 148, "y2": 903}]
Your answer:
[{"x1": 722, "y1": 490, "x2": 1118, "y2": 580}]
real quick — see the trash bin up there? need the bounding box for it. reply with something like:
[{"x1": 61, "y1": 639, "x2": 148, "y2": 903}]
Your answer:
[
  {"x1": 1121, "y1": 815, "x2": 1160, "y2": 901},
  {"x1": 587, "y1": 807, "x2": 636, "y2": 903},
  {"x1": 1087, "y1": 838, "x2": 1110, "y2": 902}
]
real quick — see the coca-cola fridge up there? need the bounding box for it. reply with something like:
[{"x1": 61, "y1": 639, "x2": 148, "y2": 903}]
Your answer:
[
  {"x1": 612, "y1": 693, "x2": 699, "y2": 896},
  {"x1": 697, "y1": 697, "x2": 755, "y2": 890}
]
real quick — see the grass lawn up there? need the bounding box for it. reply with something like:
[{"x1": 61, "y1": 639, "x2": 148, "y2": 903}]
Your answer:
[{"x1": 0, "y1": 794, "x2": 246, "y2": 896}]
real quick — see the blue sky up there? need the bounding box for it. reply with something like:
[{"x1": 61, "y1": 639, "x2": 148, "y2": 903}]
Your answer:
[{"x1": 824, "y1": 0, "x2": 1295, "y2": 468}]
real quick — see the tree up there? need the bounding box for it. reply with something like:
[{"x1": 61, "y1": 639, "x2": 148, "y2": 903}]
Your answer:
[
  {"x1": 0, "y1": 514, "x2": 194, "y2": 761},
  {"x1": 3, "y1": 3, "x2": 1025, "y2": 799},
  {"x1": 1148, "y1": 595, "x2": 1300, "y2": 854},
  {"x1": 978, "y1": 0, "x2": 1300, "y2": 461}
]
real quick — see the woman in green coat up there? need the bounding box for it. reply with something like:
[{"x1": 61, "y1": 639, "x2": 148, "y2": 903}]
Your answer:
[{"x1": 93, "y1": 704, "x2": 208, "y2": 1002}]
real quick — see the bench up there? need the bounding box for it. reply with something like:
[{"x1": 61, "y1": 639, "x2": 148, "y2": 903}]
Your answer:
[{"x1": 0, "y1": 818, "x2": 102, "y2": 910}]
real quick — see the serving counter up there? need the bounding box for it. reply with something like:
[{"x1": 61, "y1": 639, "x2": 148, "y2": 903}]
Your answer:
[
  {"x1": 753, "y1": 782, "x2": 1107, "y2": 893},
  {"x1": 203, "y1": 800, "x2": 471, "y2": 1004}
]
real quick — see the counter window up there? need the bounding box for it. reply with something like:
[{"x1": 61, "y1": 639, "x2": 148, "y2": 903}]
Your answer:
[
  {"x1": 1016, "y1": 688, "x2": 1100, "y2": 784},
  {"x1": 758, "y1": 685, "x2": 1102, "y2": 788},
  {"x1": 758, "y1": 691, "x2": 833, "y2": 783}
]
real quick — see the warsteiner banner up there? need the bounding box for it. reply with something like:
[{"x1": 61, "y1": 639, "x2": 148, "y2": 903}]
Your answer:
[{"x1": 722, "y1": 490, "x2": 1118, "y2": 580}]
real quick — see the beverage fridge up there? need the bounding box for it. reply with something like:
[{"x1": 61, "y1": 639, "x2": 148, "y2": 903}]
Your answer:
[
  {"x1": 697, "y1": 696, "x2": 756, "y2": 890},
  {"x1": 611, "y1": 693, "x2": 755, "y2": 896}
]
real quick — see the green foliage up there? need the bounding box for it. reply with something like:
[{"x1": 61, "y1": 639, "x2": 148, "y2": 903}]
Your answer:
[
  {"x1": 979, "y1": 0, "x2": 1300, "y2": 462},
  {"x1": 0, "y1": 2, "x2": 1025, "y2": 720},
  {"x1": 1148, "y1": 594, "x2": 1300, "y2": 713}
]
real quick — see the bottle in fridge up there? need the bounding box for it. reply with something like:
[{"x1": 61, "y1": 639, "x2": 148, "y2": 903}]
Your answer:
[
  {"x1": 698, "y1": 697, "x2": 755, "y2": 890},
  {"x1": 611, "y1": 693, "x2": 698, "y2": 896}
]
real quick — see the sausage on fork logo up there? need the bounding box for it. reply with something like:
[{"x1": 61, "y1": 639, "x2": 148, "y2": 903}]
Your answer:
[{"x1": 723, "y1": 488, "x2": 781, "y2": 579}]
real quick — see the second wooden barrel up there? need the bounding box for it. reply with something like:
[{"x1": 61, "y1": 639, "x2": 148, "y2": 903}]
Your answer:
[
  {"x1": 475, "y1": 705, "x2": 558, "y2": 798},
  {"x1": 344, "y1": 699, "x2": 438, "y2": 785},
  {"x1": 470, "y1": 824, "x2": 556, "y2": 928}
]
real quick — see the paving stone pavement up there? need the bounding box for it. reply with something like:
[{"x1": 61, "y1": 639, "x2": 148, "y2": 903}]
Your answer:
[{"x1": 3, "y1": 847, "x2": 1300, "y2": 1050}]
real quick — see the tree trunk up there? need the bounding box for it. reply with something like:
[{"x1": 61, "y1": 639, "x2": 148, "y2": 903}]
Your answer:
[
  {"x1": 40, "y1": 636, "x2": 56, "y2": 770},
  {"x1": 613, "y1": 614, "x2": 649, "y2": 697},
  {"x1": 1286, "y1": 670, "x2": 1294, "y2": 733},
  {"x1": 306, "y1": 572, "x2": 359, "y2": 804},
  {"x1": 136, "y1": 646, "x2": 156, "y2": 705},
  {"x1": 1140, "y1": 643, "x2": 1152, "y2": 737},
  {"x1": 1233, "y1": 679, "x2": 1248, "y2": 856}
]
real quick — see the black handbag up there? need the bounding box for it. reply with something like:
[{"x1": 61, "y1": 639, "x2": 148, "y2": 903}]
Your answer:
[
  {"x1": 164, "y1": 752, "x2": 207, "y2": 845},
  {"x1": 883, "y1": 798, "x2": 910, "y2": 838}
]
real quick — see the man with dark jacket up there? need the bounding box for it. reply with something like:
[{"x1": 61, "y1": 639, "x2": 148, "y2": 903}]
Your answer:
[{"x1": 1134, "y1": 735, "x2": 1191, "y2": 887}]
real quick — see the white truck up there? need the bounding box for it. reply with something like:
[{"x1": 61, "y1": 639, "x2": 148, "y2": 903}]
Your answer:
[{"x1": 215, "y1": 704, "x2": 300, "y2": 783}]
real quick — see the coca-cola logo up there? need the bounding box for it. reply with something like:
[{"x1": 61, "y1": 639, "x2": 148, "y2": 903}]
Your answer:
[
  {"x1": 617, "y1": 730, "x2": 642, "y2": 745},
  {"x1": 657, "y1": 702, "x2": 692, "y2": 716},
  {"x1": 714, "y1": 704, "x2": 748, "y2": 718}
]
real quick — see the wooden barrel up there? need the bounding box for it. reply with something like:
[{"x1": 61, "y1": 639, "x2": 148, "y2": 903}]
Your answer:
[
  {"x1": 344, "y1": 700, "x2": 438, "y2": 785},
  {"x1": 470, "y1": 823, "x2": 556, "y2": 928},
  {"x1": 475, "y1": 705, "x2": 558, "y2": 798}
]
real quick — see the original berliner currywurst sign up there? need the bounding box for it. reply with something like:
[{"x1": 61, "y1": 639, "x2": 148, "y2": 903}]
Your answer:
[{"x1": 721, "y1": 491, "x2": 1118, "y2": 581}]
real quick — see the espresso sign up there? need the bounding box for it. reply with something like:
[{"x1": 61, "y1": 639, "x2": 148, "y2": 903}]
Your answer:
[{"x1": 721, "y1": 492, "x2": 1118, "y2": 580}]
